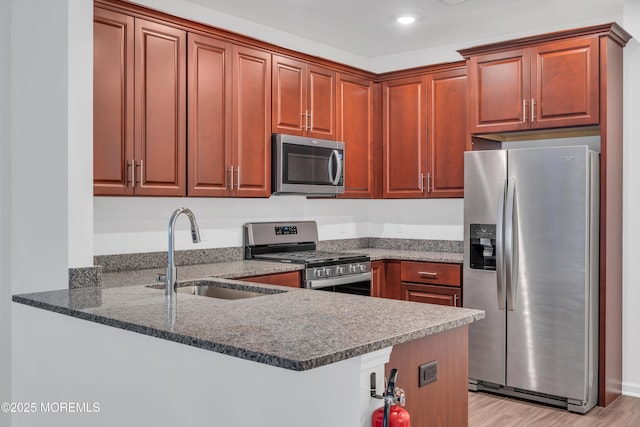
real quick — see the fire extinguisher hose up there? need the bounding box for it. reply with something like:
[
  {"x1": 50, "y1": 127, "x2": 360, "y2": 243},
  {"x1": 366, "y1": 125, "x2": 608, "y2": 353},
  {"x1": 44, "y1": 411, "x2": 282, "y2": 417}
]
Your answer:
[{"x1": 383, "y1": 369, "x2": 399, "y2": 427}]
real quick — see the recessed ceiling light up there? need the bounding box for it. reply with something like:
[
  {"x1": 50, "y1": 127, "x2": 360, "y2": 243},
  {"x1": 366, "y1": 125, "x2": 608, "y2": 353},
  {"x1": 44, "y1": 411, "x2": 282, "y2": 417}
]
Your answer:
[{"x1": 397, "y1": 15, "x2": 418, "y2": 25}]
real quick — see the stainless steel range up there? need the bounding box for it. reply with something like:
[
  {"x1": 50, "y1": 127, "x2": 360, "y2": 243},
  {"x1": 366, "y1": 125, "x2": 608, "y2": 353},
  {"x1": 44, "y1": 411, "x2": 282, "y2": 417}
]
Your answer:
[{"x1": 244, "y1": 221, "x2": 371, "y2": 294}]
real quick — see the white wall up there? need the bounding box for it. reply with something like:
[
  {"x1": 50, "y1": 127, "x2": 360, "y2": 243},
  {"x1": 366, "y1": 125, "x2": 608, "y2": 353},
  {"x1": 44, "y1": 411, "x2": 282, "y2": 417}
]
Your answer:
[
  {"x1": 68, "y1": 0, "x2": 95, "y2": 268},
  {"x1": 1, "y1": 0, "x2": 12, "y2": 423},
  {"x1": 12, "y1": 303, "x2": 389, "y2": 427},
  {"x1": 94, "y1": 197, "x2": 463, "y2": 255},
  {"x1": 622, "y1": 0, "x2": 640, "y2": 398}
]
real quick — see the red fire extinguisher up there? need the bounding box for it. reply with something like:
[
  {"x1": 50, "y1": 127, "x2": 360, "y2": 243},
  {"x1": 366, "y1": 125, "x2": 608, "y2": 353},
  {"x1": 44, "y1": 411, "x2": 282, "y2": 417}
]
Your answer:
[{"x1": 371, "y1": 368, "x2": 411, "y2": 427}]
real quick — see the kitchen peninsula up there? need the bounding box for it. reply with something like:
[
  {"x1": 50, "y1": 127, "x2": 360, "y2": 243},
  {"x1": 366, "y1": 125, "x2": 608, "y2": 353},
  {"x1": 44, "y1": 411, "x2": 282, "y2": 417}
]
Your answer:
[{"x1": 12, "y1": 262, "x2": 482, "y2": 427}]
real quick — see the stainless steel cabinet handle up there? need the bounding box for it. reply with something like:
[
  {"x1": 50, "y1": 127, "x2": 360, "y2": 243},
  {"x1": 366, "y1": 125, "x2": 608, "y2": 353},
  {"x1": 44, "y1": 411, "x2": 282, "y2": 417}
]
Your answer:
[
  {"x1": 229, "y1": 166, "x2": 234, "y2": 190},
  {"x1": 418, "y1": 271, "x2": 438, "y2": 278},
  {"x1": 454, "y1": 294, "x2": 458, "y2": 306},
  {"x1": 523, "y1": 99, "x2": 527, "y2": 123},
  {"x1": 420, "y1": 173, "x2": 425, "y2": 192},
  {"x1": 302, "y1": 110, "x2": 309, "y2": 131},
  {"x1": 138, "y1": 160, "x2": 144, "y2": 186},
  {"x1": 236, "y1": 166, "x2": 241, "y2": 189},
  {"x1": 427, "y1": 173, "x2": 432, "y2": 193},
  {"x1": 496, "y1": 178, "x2": 507, "y2": 310},
  {"x1": 309, "y1": 110, "x2": 313, "y2": 132},
  {"x1": 130, "y1": 159, "x2": 135, "y2": 187},
  {"x1": 531, "y1": 97, "x2": 535, "y2": 123}
]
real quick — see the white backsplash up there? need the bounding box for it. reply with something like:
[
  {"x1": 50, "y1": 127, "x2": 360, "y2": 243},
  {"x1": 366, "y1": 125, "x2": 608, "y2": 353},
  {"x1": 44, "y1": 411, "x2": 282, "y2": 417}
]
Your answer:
[{"x1": 94, "y1": 197, "x2": 464, "y2": 255}]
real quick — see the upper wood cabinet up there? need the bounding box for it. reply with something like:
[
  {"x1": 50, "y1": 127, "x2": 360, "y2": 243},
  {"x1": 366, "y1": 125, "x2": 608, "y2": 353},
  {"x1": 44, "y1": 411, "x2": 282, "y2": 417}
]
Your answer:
[
  {"x1": 272, "y1": 54, "x2": 336, "y2": 139},
  {"x1": 382, "y1": 65, "x2": 467, "y2": 199},
  {"x1": 466, "y1": 36, "x2": 599, "y2": 134},
  {"x1": 232, "y1": 46, "x2": 272, "y2": 197},
  {"x1": 187, "y1": 33, "x2": 231, "y2": 197},
  {"x1": 94, "y1": 7, "x2": 186, "y2": 196},
  {"x1": 427, "y1": 67, "x2": 467, "y2": 198},
  {"x1": 134, "y1": 19, "x2": 187, "y2": 196},
  {"x1": 93, "y1": 7, "x2": 134, "y2": 195},
  {"x1": 336, "y1": 73, "x2": 377, "y2": 198},
  {"x1": 187, "y1": 32, "x2": 271, "y2": 197},
  {"x1": 382, "y1": 76, "x2": 427, "y2": 198}
]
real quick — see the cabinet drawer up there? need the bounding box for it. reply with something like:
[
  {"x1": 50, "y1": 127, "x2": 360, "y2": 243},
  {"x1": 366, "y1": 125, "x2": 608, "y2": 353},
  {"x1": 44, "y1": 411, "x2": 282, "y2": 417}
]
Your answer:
[
  {"x1": 240, "y1": 271, "x2": 301, "y2": 288},
  {"x1": 400, "y1": 261, "x2": 461, "y2": 286},
  {"x1": 402, "y1": 283, "x2": 461, "y2": 307}
]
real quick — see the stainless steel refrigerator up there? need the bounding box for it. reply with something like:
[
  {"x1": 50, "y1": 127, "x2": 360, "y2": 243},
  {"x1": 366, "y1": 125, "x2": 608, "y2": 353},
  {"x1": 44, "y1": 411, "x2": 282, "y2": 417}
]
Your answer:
[{"x1": 463, "y1": 145, "x2": 599, "y2": 414}]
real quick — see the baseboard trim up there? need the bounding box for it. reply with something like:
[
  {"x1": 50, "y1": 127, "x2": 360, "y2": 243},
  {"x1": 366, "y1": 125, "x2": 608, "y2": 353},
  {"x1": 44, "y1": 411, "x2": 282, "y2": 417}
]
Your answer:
[{"x1": 622, "y1": 381, "x2": 640, "y2": 398}]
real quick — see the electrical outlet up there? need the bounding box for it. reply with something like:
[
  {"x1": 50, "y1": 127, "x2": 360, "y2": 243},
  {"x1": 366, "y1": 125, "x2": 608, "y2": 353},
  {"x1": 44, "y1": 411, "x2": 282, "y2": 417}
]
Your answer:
[{"x1": 419, "y1": 360, "x2": 438, "y2": 387}]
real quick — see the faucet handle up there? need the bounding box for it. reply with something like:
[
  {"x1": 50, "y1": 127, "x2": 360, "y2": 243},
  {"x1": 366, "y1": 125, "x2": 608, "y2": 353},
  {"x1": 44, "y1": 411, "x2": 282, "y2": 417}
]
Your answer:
[{"x1": 156, "y1": 273, "x2": 166, "y2": 283}]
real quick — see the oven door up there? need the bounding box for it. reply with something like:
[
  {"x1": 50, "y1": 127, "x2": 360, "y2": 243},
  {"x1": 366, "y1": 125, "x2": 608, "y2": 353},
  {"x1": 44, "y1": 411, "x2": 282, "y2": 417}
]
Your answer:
[
  {"x1": 272, "y1": 134, "x2": 344, "y2": 195},
  {"x1": 306, "y1": 272, "x2": 372, "y2": 296}
]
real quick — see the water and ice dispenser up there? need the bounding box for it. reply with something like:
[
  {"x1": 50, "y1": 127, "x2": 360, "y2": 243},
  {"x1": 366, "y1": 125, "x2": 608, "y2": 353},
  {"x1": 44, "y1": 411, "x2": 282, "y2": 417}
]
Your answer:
[{"x1": 469, "y1": 224, "x2": 497, "y2": 270}]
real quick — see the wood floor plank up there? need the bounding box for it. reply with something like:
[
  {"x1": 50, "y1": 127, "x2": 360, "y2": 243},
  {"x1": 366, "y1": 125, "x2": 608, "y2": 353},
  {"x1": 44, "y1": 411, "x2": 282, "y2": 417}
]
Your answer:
[{"x1": 468, "y1": 392, "x2": 640, "y2": 426}]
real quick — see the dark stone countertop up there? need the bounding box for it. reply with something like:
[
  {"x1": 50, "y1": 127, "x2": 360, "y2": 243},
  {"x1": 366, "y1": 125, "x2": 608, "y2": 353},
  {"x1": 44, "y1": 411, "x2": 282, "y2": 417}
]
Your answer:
[
  {"x1": 13, "y1": 277, "x2": 482, "y2": 372},
  {"x1": 14, "y1": 247, "x2": 478, "y2": 371}
]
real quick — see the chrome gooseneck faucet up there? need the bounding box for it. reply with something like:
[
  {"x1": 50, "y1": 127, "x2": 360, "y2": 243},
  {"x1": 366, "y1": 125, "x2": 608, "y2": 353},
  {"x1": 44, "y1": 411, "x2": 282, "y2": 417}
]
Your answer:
[{"x1": 165, "y1": 207, "x2": 201, "y2": 296}]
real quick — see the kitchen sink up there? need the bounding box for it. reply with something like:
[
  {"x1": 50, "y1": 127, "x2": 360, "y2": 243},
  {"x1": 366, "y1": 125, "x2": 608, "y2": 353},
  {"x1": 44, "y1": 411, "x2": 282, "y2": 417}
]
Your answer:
[
  {"x1": 148, "y1": 280, "x2": 286, "y2": 300},
  {"x1": 177, "y1": 284, "x2": 266, "y2": 300}
]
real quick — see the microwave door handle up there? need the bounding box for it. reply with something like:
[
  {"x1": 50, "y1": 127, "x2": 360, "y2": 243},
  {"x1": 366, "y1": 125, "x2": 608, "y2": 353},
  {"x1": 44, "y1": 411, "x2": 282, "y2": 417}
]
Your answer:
[{"x1": 328, "y1": 149, "x2": 342, "y2": 185}]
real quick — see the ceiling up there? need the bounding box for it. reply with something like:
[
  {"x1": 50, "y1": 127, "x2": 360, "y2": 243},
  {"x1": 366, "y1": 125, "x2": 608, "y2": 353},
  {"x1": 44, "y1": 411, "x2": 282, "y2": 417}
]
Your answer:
[{"x1": 185, "y1": 0, "x2": 627, "y2": 61}]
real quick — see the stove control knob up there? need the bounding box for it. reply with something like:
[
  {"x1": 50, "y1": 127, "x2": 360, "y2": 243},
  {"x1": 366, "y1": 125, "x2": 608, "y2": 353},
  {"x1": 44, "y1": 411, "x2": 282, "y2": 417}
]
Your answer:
[
  {"x1": 314, "y1": 269, "x2": 322, "y2": 278},
  {"x1": 349, "y1": 264, "x2": 357, "y2": 273},
  {"x1": 338, "y1": 266, "x2": 346, "y2": 274},
  {"x1": 358, "y1": 264, "x2": 366, "y2": 272},
  {"x1": 324, "y1": 267, "x2": 333, "y2": 276}
]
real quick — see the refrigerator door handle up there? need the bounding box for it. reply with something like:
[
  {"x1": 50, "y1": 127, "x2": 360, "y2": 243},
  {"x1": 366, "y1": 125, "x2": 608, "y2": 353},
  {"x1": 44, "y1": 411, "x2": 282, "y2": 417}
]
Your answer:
[
  {"x1": 505, "y1": 177, "x2": 518, "y2": 311},
  {"x1": 496, "y1": 178, "x2": 507, "y2": 310}
]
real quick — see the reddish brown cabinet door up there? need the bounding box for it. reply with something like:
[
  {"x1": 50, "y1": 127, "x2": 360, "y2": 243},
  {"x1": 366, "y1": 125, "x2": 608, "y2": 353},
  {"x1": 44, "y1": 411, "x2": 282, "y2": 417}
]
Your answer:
[
  {"x1": 307, "y1": 65, "x2": 336, "y2": 139},
  {"x1": 272, "y1": 55, "x2": 306, "y2": 135},
  {"x1": 93, "y1": 7, "x2": 134, "y2": 196},
  {"x1": 382, "y1": 76, "x2": 427, "y2": 198},
  {"x1": 233, "y1": 45, "x2": 272, "y2": 197},
  {"x1": 370, "y1": 261, "x2": 385, "y2": 298},
  {"x1": 468, "y1": 48, "x2": 530, "y2": 134},
  {"x1": 271, "y1": 55, "x2": 335, "y2": 139},
  {"x1": 134, "y1": 19, "x2": 186, "y2": 196},
  {"x1": 531, "y1": 37, "x2": 599, "y2": 129},
  {"x1": 468, "y1": 37, "x2": 599, "y2": 133},
  {"x1": 427, "y1": 67, "x2": 467, "y2": 198},
  {"x1": 337, "y1": 73, "x2": 375, "y2": 198},
  {"x1": 240, "y1": 271, "x2": 301, "y2": 288},
  {"x1": 402, "y1": 283, "x2": 462, "y2": 307},
  {"x1": 187, "y1": 33, "x2": 231, "y2": 197}
]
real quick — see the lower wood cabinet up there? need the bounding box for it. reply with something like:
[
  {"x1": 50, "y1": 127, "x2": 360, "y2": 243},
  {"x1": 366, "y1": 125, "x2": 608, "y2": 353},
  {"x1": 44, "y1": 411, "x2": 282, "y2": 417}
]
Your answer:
[
  {"x1": 402, "y1": 283, "x2": 462, "y2": 307},
  {"x1": 239, "y1": 271, "x2": 301, "y2": 288},
  {"x1": 385, "y1": 325, "x2": 469, "y2": 427},
  {"x1": 400, "y1": 260, "x2": 462, "y2": 307},
  {"x1": 370, "y1": 261, "x2": 385, "y2": 297}
]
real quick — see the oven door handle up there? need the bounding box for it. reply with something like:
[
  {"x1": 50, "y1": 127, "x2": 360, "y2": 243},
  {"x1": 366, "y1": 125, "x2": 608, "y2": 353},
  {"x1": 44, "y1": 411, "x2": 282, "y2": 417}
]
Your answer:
[{"x1": 306, "y1": 272, "x2": 372, "y2": 290}]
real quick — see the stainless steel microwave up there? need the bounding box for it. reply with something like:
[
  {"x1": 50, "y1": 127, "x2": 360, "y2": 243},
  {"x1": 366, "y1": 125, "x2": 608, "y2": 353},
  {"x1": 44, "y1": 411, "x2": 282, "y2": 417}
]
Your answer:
[{"x1": 272, "y1": 134, "x2": 345, "y2": 195}]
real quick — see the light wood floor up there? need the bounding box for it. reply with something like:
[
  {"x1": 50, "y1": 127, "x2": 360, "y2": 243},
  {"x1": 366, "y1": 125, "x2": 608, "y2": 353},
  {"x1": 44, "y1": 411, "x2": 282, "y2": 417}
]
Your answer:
[{"x1": 469, "y1": 392, "x2": 640, "y2": 426}]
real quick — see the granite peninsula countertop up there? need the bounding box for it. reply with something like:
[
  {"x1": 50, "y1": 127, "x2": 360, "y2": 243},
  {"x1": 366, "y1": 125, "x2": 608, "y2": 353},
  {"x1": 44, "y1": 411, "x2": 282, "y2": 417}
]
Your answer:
[
  {"x1": 13, "y1": 278, "x2": 483, "y2": 371},
  {"x1": 14, "y1": 245, "x2": 478, "y2": 370}
]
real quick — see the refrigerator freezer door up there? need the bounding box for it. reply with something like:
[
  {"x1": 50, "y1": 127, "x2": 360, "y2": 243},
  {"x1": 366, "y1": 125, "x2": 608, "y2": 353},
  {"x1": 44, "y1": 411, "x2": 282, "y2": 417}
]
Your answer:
[
  {"x1": 464, "y1": 150, "x2": 507, "y2": 386},
  {"x1": 505, "y1": 146, "x2": 593, "y2": 401}
]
